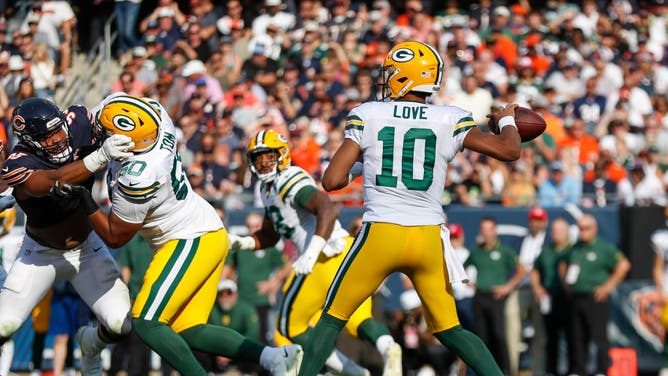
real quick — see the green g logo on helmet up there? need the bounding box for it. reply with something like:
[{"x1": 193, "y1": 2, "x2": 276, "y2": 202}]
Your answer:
[
  {"x1": 391, "y1": 48, "x2": 415, "y2": 63},
  {"x1": 112, "y1": 115, "x2": 136, "y2": 132}
]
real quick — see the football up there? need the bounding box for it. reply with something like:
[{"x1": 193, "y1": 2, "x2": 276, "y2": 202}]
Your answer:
[{"x1": 514, "y1": 107, "x2": 546, "y2": 142}]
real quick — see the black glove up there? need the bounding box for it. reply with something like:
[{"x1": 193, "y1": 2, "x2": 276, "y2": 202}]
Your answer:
[{"x1": 50, "y1": 181, "x2": 99, "y2": 215}]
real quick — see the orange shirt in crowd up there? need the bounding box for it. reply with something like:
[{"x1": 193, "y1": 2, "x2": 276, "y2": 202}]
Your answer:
[
  {"x1": 290, "y1": 138, "x2": 321, "y2": 177},
  {"x1": 584, "y1": 163, "x2": 627, "y2": 183},
  {"x1": 542, "y1": 112, "x2": 566, "y2": 144},
  {"x1": 558, "y1": 134, "x2": 600, "y2": 165}
]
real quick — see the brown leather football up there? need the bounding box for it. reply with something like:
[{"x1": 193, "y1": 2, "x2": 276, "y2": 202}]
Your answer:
[{"x1": 514, "y1": 106, "x2": 546, "y2": 142}]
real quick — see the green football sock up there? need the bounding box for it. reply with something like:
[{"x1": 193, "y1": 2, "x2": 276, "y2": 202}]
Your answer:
[
  {"x1": 434, "y1": 325, "x2": 503, "y2": 376},
  {"x1": 357, "y1": 318, "x2": 391, "y2": 344},
  {"x1": 297, "y1": 313, "x2": 346, "y2": 376},
  {"x1": 132, "y1": 318, "x2": 207, "y2": 376},
  {"x1": 290, "y1": 329, "x2": 311, "y2": 346},
  {"x1": 180, "y1": 324, "x2": 265, "y2": 362}
]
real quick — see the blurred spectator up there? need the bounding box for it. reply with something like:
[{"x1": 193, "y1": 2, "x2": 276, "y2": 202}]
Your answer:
[
  {"x1": 114, "y1": 0, "x2": 142, "y2": 54},
  {"x1": 252, "y1": 0, "x2": 296, "y2": 36},
  {"x1": 178, "y1": 22, "x2": 213, "y2": 63},
  {"x1": 241, "y1": 41, "x2": 278, "y2": 95},
  {"x1": 31, "y1": 0, "x2": 76, "y2": 76},
  {"x1": 215, "y1": 0, "x2": 244, "y2": 36},
  {"x1": 188, "y1": 0, "x2": 221, "y2": 53},
  {"x1": 139, "y1": 0, "x2": 186, "y2": 34},
  {"x1": 557, "y1": 117, "x2": 599, "y2": 166},
  {"x1": 452, "y1": 74, "x2": 494, "y2": 125},
  {"x1": 570, "y1": 77, "x2": 607, "y2": 135},
  {"x1": 209, "y1": 35, "x2": 242, "y2": 91},
  {"x1": 517, "y1": 207, "x2": 549, "y2": 376},
  {"x1": 465, "y1": 217, "x2": 526, "y2": 375},
  {"x1": 502, "y1": 166, "x2": 536, "y2": 207},
  {"x1": 531, "y1": 217, "x2": 573, "y2": 376},
  {"x1": 30, "y1": 43, "x2": 56, "y2": 100},
  {"x1": 288, "y1": 117, "x2": 321, "y2": 178},
  {"x1": 618, "y1": 162, "x2": 667, "y2": 207},
  {"x1": 182, "y1": 59, "x2": 224, "y2": 102},
  {"x1": 538, "y1": 161, "x2": 582, "y2": 207},
  {"x1": 110, "y1": 71, "x2": 145, "y2": 97},
  {"x1": 564, "y1": 214, "x2": 630, "y2": 376},
  {"x1": 125, "y1": 46, "x2": 158, "y2": 87},
  {"x1": 3, "y1": 55, "x2": 27, "y2": 101}
]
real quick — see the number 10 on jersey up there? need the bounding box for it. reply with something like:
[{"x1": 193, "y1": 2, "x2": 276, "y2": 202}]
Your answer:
[{"x1": 376, "y1": 126, "x2": 436, "y2": 192}]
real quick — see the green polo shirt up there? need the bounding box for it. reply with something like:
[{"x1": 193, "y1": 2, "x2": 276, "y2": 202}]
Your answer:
[
  {"x1": 534, "y1": 243, "x2": 571, "y2": 291},
  {"x1": 565, "y1": 237, "x2": 625, "y2": 294},
  {"x1": 118, "y1": 235, "x2": 154, "y2": 300},
  {"x1": 208, "y1": 298, "x2": 260, "y2": 341},
  {"x1": 225, "y1": 247, "x2": 286, "y2": 307},
  {"x1": 465, "y1": 241, "x2": 518, "y2": 293}
]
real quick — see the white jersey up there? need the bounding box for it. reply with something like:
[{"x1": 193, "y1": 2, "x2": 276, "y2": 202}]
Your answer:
[
  {"x1": 652, "y1": 229, "x2": 668, "y2": 294},
  {"x1": 107, "y1": 102, "x2": 223, "y2": 250},
  {"x1": 344, "y1": 101, "x2": 475, "y2": 225},
  {"x1": 259, "y1": 166, "x2": 349, "y2": 255}
]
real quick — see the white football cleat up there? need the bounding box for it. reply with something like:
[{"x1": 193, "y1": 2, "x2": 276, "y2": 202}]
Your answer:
[
  {"x1": 382, "y1": 342, "x2": 402, "y2": 376},
  {"x1": 262, "y1": 344, "x2": 303, "y2": 376}
]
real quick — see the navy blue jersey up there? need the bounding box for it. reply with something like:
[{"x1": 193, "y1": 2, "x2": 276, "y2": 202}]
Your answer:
[{"x1": 1, "y1": 105, "x2": 97, "y2": 228}]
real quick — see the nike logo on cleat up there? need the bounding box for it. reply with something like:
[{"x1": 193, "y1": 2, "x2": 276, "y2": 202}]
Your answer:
[
  {"x1": 284, "y1": 348, "x2": 289, "y2": 357},
  {"x1": 93, "y1": 247, "x2": 102, "y2": 252}
]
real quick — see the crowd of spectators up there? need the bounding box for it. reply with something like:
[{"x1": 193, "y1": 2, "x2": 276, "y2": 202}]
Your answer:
[{"x1": 0, "y1": 0, "x2": 667, "y2": 211}]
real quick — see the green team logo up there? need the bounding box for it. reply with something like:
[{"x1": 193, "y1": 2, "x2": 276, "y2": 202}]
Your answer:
[
  {"x1": 391, "y1": 48, "x2": 414, "y2": 62},
  {"x1": 112, "y1": 115, "x2": 136, "y2": 131}
]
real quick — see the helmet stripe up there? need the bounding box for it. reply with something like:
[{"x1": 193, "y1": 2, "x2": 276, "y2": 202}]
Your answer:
[
  {"x1": 106, "y1": 96, "x2": 162, "y2": 129},
  {"x1": 256, "y1": 129, "x2": 266, "y2": 148},
  {"x1": 421, "y1": 42, "x2": 443, "y2": 86}
]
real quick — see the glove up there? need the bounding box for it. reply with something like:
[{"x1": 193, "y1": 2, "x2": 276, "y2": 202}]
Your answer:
[
  {"x1": 322, "y1": 237, "x2": 346, "y2": 257},
  {"x1": 292, "y1": 235, "x2": 327, "y2": 275},
  {"x1": 0, "y1": 195, "x2": 16, "y2": 212},
  {"x1": 228, "y1": 234, "x2": 256, "y2": 251},
  {"x1": 83, "y1": 134, "x2": 135, "y2": 172},
  {"x1": 50, "y1": 181, "x2": 99, "y2": 215}
]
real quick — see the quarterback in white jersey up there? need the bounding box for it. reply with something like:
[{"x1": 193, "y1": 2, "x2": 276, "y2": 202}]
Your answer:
[
  {"x1": 230, "y1": 129, "x2": 403, "y2": 376},
  {"x1": 54, "y1": 94, "x2": 303, "y2": 376},
  {"x1": 297, "y1": 41, "x2": 521, "y2": 376}
]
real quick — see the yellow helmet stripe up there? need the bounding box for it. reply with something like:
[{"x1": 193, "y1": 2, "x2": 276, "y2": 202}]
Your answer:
[{"x1": 106, "y1": 96, "x2": 162, "y2": 130}]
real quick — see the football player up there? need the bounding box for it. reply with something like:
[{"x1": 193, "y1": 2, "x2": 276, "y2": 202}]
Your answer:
[
  {"x1": 229, "y1": 129, "x2": 402, "y2": 376},
  {"x1": 297, "y1": 41, "x2": 522, "y2": 376},
  {"x1": 0, "y1": 97, "x2": 136, "y2": 376},
  {"x1": 52, "y1": 93, "x2": 303, "y2": 376}
]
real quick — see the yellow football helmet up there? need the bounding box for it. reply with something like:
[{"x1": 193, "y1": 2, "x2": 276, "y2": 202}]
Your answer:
[
  {"x1": 95, "y1": 94, "x2": 161, "y2": 153},
  {"x1": 0, "y1": 207, "x2": 16, "y2": 235},
  {"x1": 381, "y1": 41, "x2": 443, "y2": 100},
  {"x1": 247, "y1": 129, "x2": 291, "y2": 183}
]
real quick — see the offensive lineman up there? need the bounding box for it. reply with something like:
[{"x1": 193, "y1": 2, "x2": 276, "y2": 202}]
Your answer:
[
  {"x1": 297, "y1": 41, "x2": 522, "y2": 376},
  {"x1": 52, "y1": 93, "x2": 303, "y2": 376},
  {"x1": 0, "y1": 97, "x2": 135, "y2": 376},
  {"x1": 230, "y1": 129, "x2": 402, "y2": 376}
]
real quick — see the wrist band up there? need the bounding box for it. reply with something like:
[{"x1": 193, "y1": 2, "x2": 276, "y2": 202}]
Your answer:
[{"x1": 498, "y1": 116, "x2": 518, "y2": 131}]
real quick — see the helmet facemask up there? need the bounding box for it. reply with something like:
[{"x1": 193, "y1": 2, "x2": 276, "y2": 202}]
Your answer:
[
  {"x1": 248, "y1": 149, "x2": 280, "y2": 183},
  {"x1": 26, "y1": 117, "x2": 73, "y2": 164}
]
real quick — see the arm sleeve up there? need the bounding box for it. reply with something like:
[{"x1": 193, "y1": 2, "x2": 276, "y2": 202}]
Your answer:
[
  {"x1": 275, "y1": 168, "x2": 316, "y2": 206},
  {"x1": 343, "y1": 107, "x2": 365, "y2": 145},
  {"x1": 452, "y1": 112, "x2": 476, "y2": 153}
]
